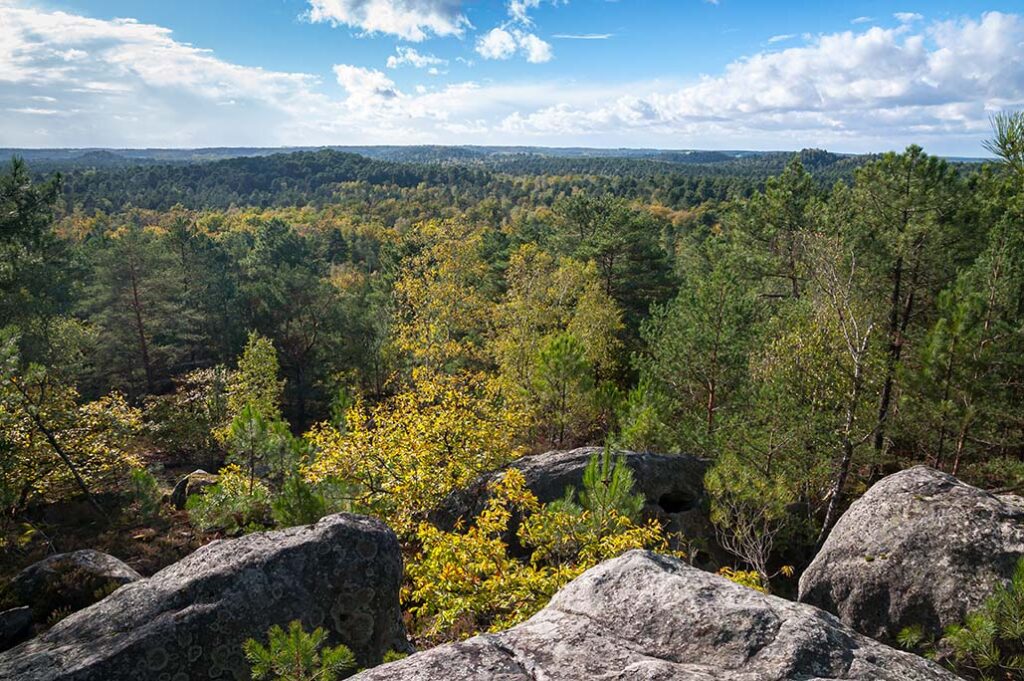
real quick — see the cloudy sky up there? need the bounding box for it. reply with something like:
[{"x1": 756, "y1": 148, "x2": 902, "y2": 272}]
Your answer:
[{"x1": 1, "y1": 0, "x2": 1022, "y2": 154}]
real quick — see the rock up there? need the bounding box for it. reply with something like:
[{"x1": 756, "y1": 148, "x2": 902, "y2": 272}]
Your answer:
[
  {"x1": 353, "y1": 550, "x2": 956, "y2": 681},
  {"x1": 431, "y1": 447, "x2": 710, "y2": 556},
  {"x1": 168, "y1": 469, "x2": 219, "y2": 510},
  {"x1": 799, "y1": 465, "x2": 1024, "y2": 642},
  {"x1": 1, "y1": 550, "x2": 142, "y2": 622},
  {"x1": 0, "y1": 607, "x2": 33, "y2": 652},
  {"x1": 0, "y1": 514, "x2": 410, "y2": 681}
]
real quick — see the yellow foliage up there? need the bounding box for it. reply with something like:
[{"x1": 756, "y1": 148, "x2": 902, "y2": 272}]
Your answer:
[
  {"x1": 406, "y1": 468, "x2": 678, "y2": 638},
  {"x1": 717, "y1": 567, "x2": 768, "y2": 593},
  {"x1": 490, "y1": 244, "x2": 623, "y2": 395},
  {"x1": 1, "y1": 380, "x2": 143, "y2": 505},
  {"x1": 392, "y1": 220, "x2": 494, "y2": 370},
  {"x1": 305, "y1": 368, "x2": 528, "y2": 534}
]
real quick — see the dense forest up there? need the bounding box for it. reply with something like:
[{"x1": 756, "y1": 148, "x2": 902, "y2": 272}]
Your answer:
[{"x1": 2, "y1": 114, "x2": 1023, "y2": 676}]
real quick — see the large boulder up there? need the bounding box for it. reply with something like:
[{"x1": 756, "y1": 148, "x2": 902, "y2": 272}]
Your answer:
[
  {"x1": 431, "y1": 447, "x2": 710, "y2": 556},
  {"x1": 0, "y1": 607, "x2": 32, "y2": 652},
  {"x1": 0, "y1": 514, "x2": 410, "y2": 681},
  {"x1": 799, "y1": 466, "x2": 1024, "y2": 642},
  {"x1": 1, "y1": 549, "x2": 142, "y2": 623},
  {"x1": 354, "y1": 550, "x2": 956, "y2": 680},
  {"x1": 168, "y1": 469, "x2": 219, "y2": 510}
]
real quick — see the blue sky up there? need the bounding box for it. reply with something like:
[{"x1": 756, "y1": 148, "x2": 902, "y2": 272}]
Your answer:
[{"x1": 2, "y1": 0, "x2": 1023, "y2": 154}]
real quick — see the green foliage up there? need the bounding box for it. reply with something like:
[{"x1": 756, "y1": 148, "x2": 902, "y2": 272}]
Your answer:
[
  {"x1": 271, "y1": 473, "x2": 328, "y2": 527},
  {"x1": 943, "y1": 558, "x2": 1024, "y2": 679},
  {"x1": 705, "y1": 451, "x2": 797, "y2": 591},
  {"x1": 128, "y1": 468, "x2": 162, "y2": 520},
  {"x1": 408, "y1": 455, "x2": 676, "y2": 639},
  {"x1": 900, "y1": 558, "x2": 1024, "y2": 679},
  {"x1": 532, "y1": 333, "x2": 596, "y2": 448},
  {"x1": 226, "y1": 331, "x2": 285, "y2": 430},
  {"x1": 144, "y1": 366, "x2": 230, "y2": 464},
  {"x1": 243, "y1": 620, "x2": 357, "y2": 681},
  {"x1": 185, "y1": 464, "x2": 271, "y2": 534}
]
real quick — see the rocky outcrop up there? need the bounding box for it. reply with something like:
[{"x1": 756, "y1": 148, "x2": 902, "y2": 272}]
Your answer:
[
  {"x1": 1, "y1": 549, "x2": 142, "y2": 623},
  {"x1": 354, "y1": 550, "x2": 956, "y2": 680},
  {"x1": 168, "y1": 469, "x2": 219, "y2": 510},
  {"x1": 0, "y1": 514, "x2": 410, "y2": 681},
  {"x1": 431, "y1": 447, "x2": 710, "y2": 555},
  {"x1": 0, "y1": 607, "x2": 32, "y2": 652},
  {"x1": 800, "y1": 466, "x2": 1024, "y2": 642}
]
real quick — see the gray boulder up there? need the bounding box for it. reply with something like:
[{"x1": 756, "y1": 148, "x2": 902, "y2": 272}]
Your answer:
[
  {"x1": 169, "y1": 469, "x2": 219, "y2": 510},
  {"x1": 0, "y1": 514, "x2": 410, "y2": 681},
  {"x1": 431, "y1": 447, "x2": 710, "y2": 555},
  {"x1": 1, "y1": 549, "x2": 142, "y2": 622},
  {"x1": 800, "y1": 465, "x2": 1024, "y2": 642},
  {"x1": 354, "y1": 550, "x2": 956, "y2": 680},
  {"x1": 0, "y1": 607, "x2": 33, "y2": 652}
]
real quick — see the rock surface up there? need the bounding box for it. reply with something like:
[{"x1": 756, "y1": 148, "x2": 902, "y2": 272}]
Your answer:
[
  {"x1": 354, "y1": 550, "x2": 956, "y2": 680},
  {"x1": 0, "y1": 514, "x2": 410, "y2": 681},
  {"x1": 1, "y1": 549, "x2": 142, "y2": 622},
  {"x1": 431, "y1": 447, "x2": 710, "y2": 555},
  {"x1": 800, "y1": 466, "x2": 1024, "y2": 642},
  {"x1": 0, "y1": 607, "x2": 33, "y2": 652},
  {"x1": 168, "y1": 469, "x2": 219, "y2": 510}
]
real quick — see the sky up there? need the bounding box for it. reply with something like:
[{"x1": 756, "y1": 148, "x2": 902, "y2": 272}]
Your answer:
[{"x1": 1, "y1": 0, "x2": 1023, "y2": 155}]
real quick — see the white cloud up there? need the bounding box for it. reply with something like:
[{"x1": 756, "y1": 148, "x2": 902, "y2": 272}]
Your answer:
[
  {"x1": 386, "y1": 46, "x2": 446, "y2": 69},
  {"x1": 508, "y1": 0, "x2": 542, "y2": 23},
  {"x1": 851, "y1": 16, "x2": 874, "y2": 24},
  {"x1": 476, "y1": 27, "x2": 552, "y2": 63},
  {"x1": 333, "y1": 64, "x2": 400, "y2": 100},
  {"x1": 500, "y1": 12, "x2": 1024, "y2": 151},
  {"x1": 552, "y1": 33, "x2": 612, "y2": 40},
  {"x1": 518, "y1": 32, "x2": 553, "y2": 63},
  {"x1": 894, "y1": 12, "x2": 924, "y2": 24},
  {"x1": 476, "y1": 27, "x2": 518, "y2": 60},
  {"x1": 306, "y1": 0, "x2": 469, "y2": 41},
  {"x1": 1, "y1": 5, "x2": 1021, "y2": 155},
  {"x1": 768, "y1": 34, "x2": 796, "y2": 43}
]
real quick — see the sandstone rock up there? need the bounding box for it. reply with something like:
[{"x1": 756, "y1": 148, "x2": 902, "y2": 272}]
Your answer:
[
  {"x1": 799, "y1": 465, "x2": 1024, "y2": 642},
  {"x1": 0, "y1": 607, "x2": 32, "y2": 653},
  {"x1": 354, "y1": 550, "x2": 956, "y2": 680},
  {"x1": 169, "y1": 469, "x2": 219, "y2": 510},
  {"x1": 0, "y1": 514, "x2": 410, "y2": 681},
  {"x1": 431, "y1": 447, "x2": 710, "y2": 556},
  {"x1": 1, "y1": 549, "x2": 142, "y2": 622}
]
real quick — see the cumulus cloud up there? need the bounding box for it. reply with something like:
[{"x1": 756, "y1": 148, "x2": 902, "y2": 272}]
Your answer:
[
  {"x1": 476, "y1": 27, "x2": 552, "y2": 63},
  {"x1": 476, "y1": 28, "x2": 518, "y2": 60},
  {"x1": 2, "y1": 4, "x2": 1022, "y2": 154},
  {"x1": 306, "y1": 0, "x2": 470, "y2": 41},
  {"x1": 500, "y1": 12, "x2": 1024, "y2": 151}
]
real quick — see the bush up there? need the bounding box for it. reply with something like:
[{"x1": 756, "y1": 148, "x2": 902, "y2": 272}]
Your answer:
[
  {"x1": 271, "y1": 473, "x2": 327, "y2": 527},
  {"x1": 185, "y1": 464, "x2": 271, "y2": 534},
  {"x1": 243, "y1": 620, "x2": 356, "y2": 681},
  {"x1": 704, "y1": 451, "x2": 797, "y2": 591},
  {"x1": 407, "y1": 453, "x2": 678, "y2": 639},
  {"x1": 128, "y1": 468, "x2": 162, "y2": 519}
]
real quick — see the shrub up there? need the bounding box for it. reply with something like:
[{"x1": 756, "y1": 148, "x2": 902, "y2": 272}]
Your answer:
[
  {"x1": 128, "y1": 468, "x2": 162, "y2": 520},
  {"x1": 243, "y1": 620, "x2": 356, "y2": 681},
  {"x1": 704, "y1": 451, "x2": 796, "y2": 591},
  {"x1": 271, "y1": 473, "x2": 327, "y2": 527},
  {"x1": 408, "y1": 453, "x2": 678, "y2": 639},
  {"x1": 185, "y1": 464, "x2": 271, "y2": 534}
]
